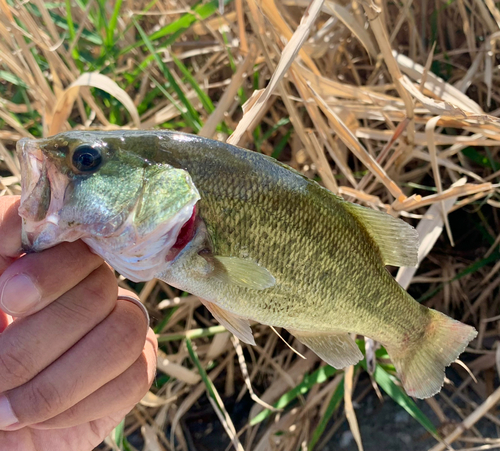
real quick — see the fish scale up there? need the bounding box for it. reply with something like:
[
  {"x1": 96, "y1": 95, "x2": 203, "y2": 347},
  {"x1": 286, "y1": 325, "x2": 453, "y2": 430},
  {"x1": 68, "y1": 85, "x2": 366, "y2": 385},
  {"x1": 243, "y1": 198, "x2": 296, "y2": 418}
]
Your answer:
[{"x1": 16, "y1": 130, "x2": 477, "y2": 398}]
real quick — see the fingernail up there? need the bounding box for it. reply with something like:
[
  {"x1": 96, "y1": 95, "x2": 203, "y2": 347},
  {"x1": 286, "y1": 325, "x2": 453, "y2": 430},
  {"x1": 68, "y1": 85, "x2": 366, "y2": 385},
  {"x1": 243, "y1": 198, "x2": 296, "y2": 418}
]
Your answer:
[
  {"x1": 0, "y1": 274, "x2": 41, "y2": 314},
  {"x1": 0, "y1": 394, "x2": 18, "y2": 430}
]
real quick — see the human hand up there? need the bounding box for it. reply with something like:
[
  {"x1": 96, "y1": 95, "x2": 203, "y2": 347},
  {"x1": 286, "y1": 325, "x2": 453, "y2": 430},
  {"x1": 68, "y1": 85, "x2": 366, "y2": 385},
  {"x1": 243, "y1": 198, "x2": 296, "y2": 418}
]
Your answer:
[{"x1": 0, "y1": 196, "x2": 158, "y2": 451}]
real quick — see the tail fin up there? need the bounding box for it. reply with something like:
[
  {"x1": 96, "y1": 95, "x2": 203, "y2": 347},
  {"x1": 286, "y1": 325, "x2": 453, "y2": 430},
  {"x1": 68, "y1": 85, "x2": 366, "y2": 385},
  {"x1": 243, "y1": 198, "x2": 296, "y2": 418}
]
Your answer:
[{"x1": 386, "y1": 309, "x2": 477, "y2": 399}]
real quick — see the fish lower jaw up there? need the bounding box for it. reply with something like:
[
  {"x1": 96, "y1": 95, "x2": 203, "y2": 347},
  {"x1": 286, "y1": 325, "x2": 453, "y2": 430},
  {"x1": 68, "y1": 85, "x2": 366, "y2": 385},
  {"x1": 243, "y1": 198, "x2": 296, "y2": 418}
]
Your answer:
[{"x1": 23, "y1": 220, "x2": 85, "y2": 252}]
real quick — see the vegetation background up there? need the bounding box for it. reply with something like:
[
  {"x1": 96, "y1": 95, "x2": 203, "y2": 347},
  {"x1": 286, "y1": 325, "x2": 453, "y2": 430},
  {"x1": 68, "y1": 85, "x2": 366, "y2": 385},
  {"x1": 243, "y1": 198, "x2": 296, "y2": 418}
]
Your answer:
[{"x1": 0, "y1": 0, "x2": 499, "y2": 450}]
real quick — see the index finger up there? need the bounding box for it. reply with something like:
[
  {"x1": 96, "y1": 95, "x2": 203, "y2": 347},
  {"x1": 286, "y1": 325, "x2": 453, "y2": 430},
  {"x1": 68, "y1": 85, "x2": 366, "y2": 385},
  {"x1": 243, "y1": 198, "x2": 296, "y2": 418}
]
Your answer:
[{"x1": 0, "y1": 196, "x2": 22, "y2": 271}]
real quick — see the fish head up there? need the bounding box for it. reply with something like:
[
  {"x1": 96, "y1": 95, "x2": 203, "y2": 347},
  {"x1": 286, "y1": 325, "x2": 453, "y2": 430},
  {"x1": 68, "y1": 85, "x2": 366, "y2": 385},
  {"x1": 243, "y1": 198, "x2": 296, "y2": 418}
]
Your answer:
[{"x1": 17, "y1": 131, "x2": 200, "y2": 281}]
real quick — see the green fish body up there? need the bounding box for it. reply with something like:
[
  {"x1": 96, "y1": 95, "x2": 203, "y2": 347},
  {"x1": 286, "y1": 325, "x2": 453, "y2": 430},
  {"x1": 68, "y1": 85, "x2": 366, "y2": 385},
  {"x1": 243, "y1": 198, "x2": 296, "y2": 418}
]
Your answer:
[{"x1": 16, "y1": 130, "x2": 477, "y2": 398}]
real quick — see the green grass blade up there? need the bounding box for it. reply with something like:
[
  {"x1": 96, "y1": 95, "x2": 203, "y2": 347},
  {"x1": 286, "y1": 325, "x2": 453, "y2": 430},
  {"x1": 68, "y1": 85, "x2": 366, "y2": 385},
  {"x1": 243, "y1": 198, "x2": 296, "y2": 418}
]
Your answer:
[
  {"x1": 250, "y1": 365, "x2": 337, "y2": 426},
  {"x1": 64, "y1": 0, "x2": 76, "y2": 40},
  {"x1": 95, "y1": 0, "x2": 109, "y2": 41},
  {"x1": 150, "y1": 0, "x2": 231, "y2": 43},
  {"x1": 157, "y1": 325, "x2": 227, "y2": 342},
  {"x1": 133, "y1": 19, "x2": 202, "y2": 132},
  {"x1": 372, "y1": 365, "x2": 439, "y2": 438},
  {"x1": 149, "y1": 77, "x2": 200, "y2": 130},
  {"x1": 106, "y1": 0, "x2": 124, "y2": 49},
  {"x1": 122, "y1": 438, "x2": 133, "y2": 451},
  {"x1": 120, "y1": 0, "x2": 233, "y2": 55},
  {"x1": 255, "y1": 118, "x2": 290, "y2": 152},
  {"x1": 186, "y1": 338, "x2": 217, "y2": 399},
  {"x1": 64, "y1": 0, "x2": 82, "y2": 61},
  {"x1": 462, "y1": 147, "x2": 500, "y2": 171},
  {"x1": 46, "y1": 11, "x2": 102, "y2": 45},
  {"x1": 271, "y1": 129, "x2": 293, "y2": 159},
  {"x1": 308, "y1": 377, "x2": 345, "y2": 451},
  {"x1": 260, "y1": 117, "x2": 290, "y2": 143},
  {"x1": 0, "y1": 71, "x2": 29, "y2": 88},
  {"x1": 154, "y1": 374, "x2": 171, "y2": 389},
  {"x1": 171, "y1": 53, "x2": 214, "y2": 114},
  {"x1": 186, "y1": 337, "x2": 243, "y2": 450},
  {"x1": 153, "y1": 306, "x2": 179, "y2": 334},
  {"x1": 110, "y1": 418, "x2": 133, "y2": 450}
]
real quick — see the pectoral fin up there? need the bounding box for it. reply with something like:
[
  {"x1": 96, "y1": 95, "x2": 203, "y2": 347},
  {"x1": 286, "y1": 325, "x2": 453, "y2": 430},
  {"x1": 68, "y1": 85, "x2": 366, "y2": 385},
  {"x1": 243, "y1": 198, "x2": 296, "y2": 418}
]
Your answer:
[
  {"x1": 289, "y1": 329, "x2": 363, "y2": 369},
  {"x1": 344, "y1": 203, "x2": 418, "y2": 267},
  {"x1": 201, "y1": 300, "x2": 256, "y2": 345},
  {"x1": 212, "y1": 256, "x2": 275, "y2": 290}
]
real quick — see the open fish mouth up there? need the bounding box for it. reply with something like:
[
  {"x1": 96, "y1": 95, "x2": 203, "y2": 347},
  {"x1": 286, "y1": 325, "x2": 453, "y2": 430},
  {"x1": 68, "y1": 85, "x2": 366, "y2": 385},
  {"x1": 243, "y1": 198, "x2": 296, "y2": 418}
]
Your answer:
[{"x1": 16, "y1": 138, "x2": 74, "y2": 251}]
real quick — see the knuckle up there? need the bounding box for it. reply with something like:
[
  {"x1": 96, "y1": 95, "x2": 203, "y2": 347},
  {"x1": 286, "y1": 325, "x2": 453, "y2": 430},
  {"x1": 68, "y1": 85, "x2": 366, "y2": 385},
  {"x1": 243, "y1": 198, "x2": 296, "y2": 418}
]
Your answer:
[
  {"x1": 0, "y1": 341, "x2": 35, "y2": 388},
  {"x1": 52, "y1": 265, "x2": 117, "y2": 323},
  {"x1": 24, "y1": 378, "x2": 64, "y2": 421},
  {"x1": 81, "y1": 265, "x2": 118, "y2": 309},
  {"x1": 87, "y1": 419, "x2": 105, "y2": 443},
  {"x1": 122, "y1": 356, "x2": 152, "y2": 401},
  {"x1": 109, "y1": 303, "x2": 148, "y2": 356}
]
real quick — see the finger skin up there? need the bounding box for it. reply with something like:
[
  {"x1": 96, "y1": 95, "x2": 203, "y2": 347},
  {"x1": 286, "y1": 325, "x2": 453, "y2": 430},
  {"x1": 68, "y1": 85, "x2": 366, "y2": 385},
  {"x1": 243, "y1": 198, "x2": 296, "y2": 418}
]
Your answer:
[
  {"x1": 0, "y1": 264, "x2": 118, "y2": 393},
  {"x1": 0, "y1": 410, "x2": 127, "y2": 451},
  {"x1": 0, "y1": 240, "x2": 104, "y2": 316},
  {"x1": 31, "y1": 329, "x2": 158, "y2": 429},
  {"x1": 6, "y1": 299, "x2": 150, "y2": 426},
  {"x1": 0, "y1": 196, "x2": 22, "y2": 273}
]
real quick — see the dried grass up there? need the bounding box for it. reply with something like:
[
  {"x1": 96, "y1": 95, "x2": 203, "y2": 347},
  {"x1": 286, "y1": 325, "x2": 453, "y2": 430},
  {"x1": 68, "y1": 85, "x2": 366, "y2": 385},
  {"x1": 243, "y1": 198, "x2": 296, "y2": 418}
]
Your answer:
[{"x1": 0, "y1": 0, "x2": 499, "y2": 450}]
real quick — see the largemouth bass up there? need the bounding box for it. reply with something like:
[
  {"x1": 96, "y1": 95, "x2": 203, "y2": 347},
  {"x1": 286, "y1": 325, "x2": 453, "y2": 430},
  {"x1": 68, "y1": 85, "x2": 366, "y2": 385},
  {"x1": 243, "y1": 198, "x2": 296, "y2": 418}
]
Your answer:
[{"x1": 16, "y1": 130, "x2": 477, "y2": 399}]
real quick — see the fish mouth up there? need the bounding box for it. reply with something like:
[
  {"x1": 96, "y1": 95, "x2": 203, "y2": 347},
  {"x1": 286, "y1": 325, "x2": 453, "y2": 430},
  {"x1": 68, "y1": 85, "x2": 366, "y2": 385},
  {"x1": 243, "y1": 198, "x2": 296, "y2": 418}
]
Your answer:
[{"x1": 16, "y1": 138, "x2": 74, "y2": 251}]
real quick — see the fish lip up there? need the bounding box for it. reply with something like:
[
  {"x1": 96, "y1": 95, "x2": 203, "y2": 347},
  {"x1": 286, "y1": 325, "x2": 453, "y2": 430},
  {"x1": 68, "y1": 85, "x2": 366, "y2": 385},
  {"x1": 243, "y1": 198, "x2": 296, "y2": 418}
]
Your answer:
[
  {"x1": 16, "y1": 138, "x2": 45, "y2": 169},
  {"x1": 16, "y1": 137, "x2": 36, "y2": 155},
  {"x1": 16, "y1": 137, "x2": 65, "y2": 251},
  {"x1": 17, "y1": 138, "x2": 44, "y2": 209},
  {"x1": 16, "y1": 138, "x2": 44, "y2": 250}
]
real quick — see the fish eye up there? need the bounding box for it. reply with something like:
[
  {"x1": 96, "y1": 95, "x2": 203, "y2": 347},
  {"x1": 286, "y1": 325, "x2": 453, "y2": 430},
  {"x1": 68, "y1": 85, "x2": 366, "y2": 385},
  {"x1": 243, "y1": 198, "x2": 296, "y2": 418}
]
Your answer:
[{"x1": 71, "y1": 145, "x2": 103, "y2": 173}]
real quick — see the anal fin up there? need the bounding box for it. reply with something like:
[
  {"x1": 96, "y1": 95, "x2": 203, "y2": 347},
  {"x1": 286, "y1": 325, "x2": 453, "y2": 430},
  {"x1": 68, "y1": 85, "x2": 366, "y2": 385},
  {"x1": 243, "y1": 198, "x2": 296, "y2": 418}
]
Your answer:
[
  {"x1": 288, "y1": 329, "x2": 363, "y2": 369},
  {"x1": 201, "y1": 300, "x2": 256, "y2": 345}
]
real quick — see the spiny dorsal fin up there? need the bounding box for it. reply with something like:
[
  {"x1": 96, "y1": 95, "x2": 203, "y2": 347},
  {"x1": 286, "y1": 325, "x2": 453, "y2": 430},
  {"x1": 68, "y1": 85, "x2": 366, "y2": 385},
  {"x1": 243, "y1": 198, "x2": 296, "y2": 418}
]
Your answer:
[
  {"x1": 212, "y1": 256, "x2": 276, "y2": 290},
  {"x1": 201, "y1": 300, "x2": 256, "y2": 345},
  {"x1": 344, "y1": 203, "x2": 418, "y2": 267},
  {"x1": 288, "y1": 329, "x2": 363, "y2": 369}
]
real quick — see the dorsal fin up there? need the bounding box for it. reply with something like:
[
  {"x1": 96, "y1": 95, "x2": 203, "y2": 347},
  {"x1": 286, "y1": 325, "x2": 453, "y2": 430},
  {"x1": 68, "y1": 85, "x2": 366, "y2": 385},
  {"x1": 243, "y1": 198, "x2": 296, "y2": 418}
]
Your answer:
[{"x1": 344, "y1": 203, "x2": 418, "y2": 267}]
